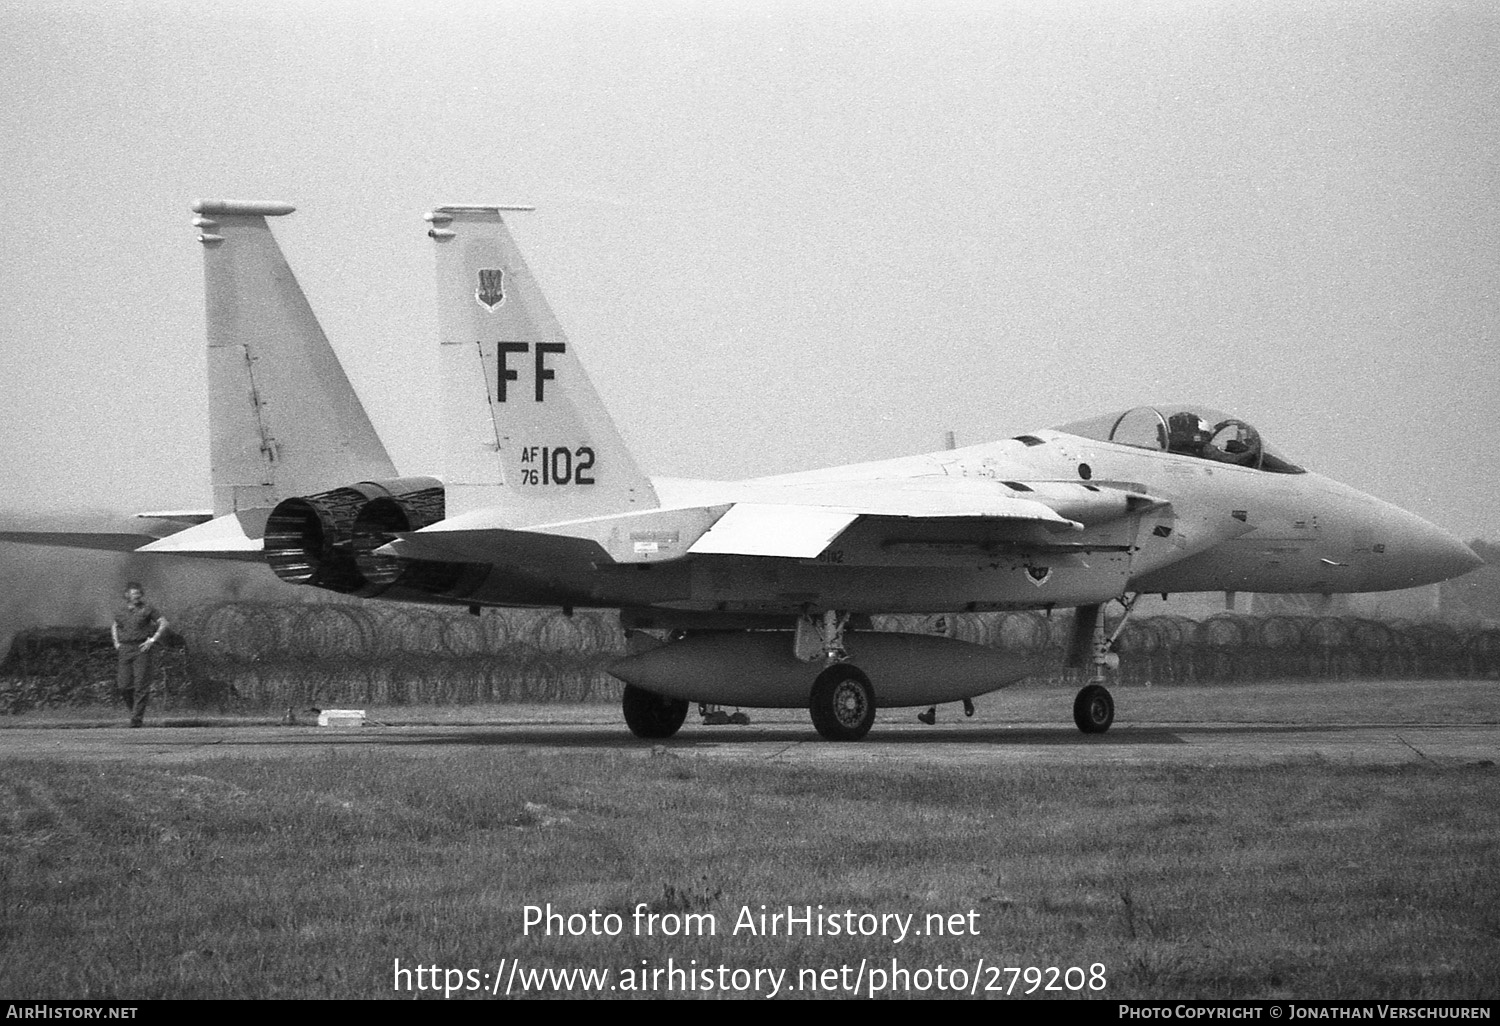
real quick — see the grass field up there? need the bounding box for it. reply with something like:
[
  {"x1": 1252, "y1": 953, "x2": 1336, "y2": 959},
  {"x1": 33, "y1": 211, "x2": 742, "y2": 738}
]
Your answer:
[{"x1": 1, "y1": 679, "x2": 1497, "y2": 1000}]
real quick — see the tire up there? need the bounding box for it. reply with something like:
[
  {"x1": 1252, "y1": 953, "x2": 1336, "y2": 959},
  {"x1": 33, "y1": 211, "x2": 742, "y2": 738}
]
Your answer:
[
  {"x1": 809, "y1": 665, "x2": 876, "y2": 741},
  {"x1": 1073, "y1": 683, "x2": 1114, "y2": 734},
  {"x1": 622, "y1": 684, "x2": 689, "y2": 739}
]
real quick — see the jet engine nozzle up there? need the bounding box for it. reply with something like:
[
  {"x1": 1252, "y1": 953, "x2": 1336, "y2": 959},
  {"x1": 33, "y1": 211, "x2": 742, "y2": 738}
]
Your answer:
[
  {"x1": 351, "y1": 487, "x2": 470, "y2": 592},
  {"x1": 263, "y1": 476, "x2": 452, "y2": 595}
]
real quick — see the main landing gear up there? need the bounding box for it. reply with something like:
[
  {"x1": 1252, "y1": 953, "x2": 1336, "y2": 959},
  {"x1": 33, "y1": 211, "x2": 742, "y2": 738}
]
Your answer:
[
  {"x1": 1071, "y1": 594, "x2": 1138, "y2": 735},
  {"x1": 809, "y1": 663, "x2": 876, "y2": 741},
  {"x1": 620, "y1": 610, "x2": 880, "y2": 742},
  {"x1": 798, "y1": 611, "x2": 877, "y2": 741}
]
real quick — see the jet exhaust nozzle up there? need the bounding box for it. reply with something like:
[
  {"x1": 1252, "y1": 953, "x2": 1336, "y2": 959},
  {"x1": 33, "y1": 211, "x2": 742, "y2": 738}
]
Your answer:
[{"x1": 264, "y1": 477, "x2": 474, "y2": 596}]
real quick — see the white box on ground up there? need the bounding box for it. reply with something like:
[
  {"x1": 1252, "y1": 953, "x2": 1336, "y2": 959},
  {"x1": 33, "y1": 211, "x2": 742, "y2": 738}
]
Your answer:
[{"x1": 317, "y1": 709, "x2": 366, "y2": 727}]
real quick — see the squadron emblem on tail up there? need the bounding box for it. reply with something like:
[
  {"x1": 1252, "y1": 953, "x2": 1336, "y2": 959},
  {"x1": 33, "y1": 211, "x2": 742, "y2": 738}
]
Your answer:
[{"x1": 475, "y1": 268, "x2": 505, "y2": 309}]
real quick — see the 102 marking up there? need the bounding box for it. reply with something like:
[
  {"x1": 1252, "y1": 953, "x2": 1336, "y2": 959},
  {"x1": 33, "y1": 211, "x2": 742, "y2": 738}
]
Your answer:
[{"x1": 519, "y1": 446, "x2": 596, "y2": 486}]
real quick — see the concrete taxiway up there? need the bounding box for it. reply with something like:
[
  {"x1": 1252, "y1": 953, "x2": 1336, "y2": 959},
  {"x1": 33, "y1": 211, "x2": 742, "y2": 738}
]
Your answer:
[{"x1": 0, "y1": 719, "x2": 1494, "y2": 767}]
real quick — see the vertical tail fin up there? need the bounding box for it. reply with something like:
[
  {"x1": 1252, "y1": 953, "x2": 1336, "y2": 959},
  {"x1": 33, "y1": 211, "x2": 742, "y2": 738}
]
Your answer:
[
  {"x1": 427, "y1": 205, "x2": 658, "y2": 523},
  {"x1": 194, "y1": 199, "x2": 396, "y2": 515}
]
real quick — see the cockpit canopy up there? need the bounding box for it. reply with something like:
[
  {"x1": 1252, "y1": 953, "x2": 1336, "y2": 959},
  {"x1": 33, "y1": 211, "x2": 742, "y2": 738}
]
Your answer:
[{"x1": 1054, "y1": 405, "x2": 1305, "y2": 474}]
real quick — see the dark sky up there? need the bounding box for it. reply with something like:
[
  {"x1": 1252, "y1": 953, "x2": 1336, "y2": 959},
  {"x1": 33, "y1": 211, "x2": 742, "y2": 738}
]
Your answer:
[{"x1": 2, "y1": 0, "x2": 1496, "y2": 539}]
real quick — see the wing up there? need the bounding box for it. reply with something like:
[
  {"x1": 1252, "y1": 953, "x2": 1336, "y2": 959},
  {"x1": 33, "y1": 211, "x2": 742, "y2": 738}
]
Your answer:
[
  {"x1": 378, "y1": 477, "x2": 1168, "y2": 566},
  {"x1": 685, "y1": 479, "x2": 1084, "y2": 558},
  {"x1": 687, "y1": 478, "x2": 1167, "y2": 560}
]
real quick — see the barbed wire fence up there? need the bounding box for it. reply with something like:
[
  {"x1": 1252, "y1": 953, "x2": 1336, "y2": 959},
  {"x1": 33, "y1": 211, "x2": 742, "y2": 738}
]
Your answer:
[{"x1": 2, "y1": 602, "x2": 1498, "y2": 713}]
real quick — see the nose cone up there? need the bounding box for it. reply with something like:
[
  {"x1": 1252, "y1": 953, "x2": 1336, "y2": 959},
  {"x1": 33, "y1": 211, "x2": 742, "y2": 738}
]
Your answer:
[
  {"x1": 1430, "y1": 532, "x2": 1485, "y2": 581},
  {"x1": 1380, "y1": 511, "x2": 1483, "y2": 589}
]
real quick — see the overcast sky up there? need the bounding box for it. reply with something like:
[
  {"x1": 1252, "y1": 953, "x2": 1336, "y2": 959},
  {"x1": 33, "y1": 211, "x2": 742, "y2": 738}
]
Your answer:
[{"x1": 1, "y1": 0, "x2": 1497, "y2": 541}]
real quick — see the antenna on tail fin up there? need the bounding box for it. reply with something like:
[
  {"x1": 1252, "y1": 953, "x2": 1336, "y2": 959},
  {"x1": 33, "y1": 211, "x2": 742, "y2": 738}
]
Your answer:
[
  {"x1": 193, "y1": 200, "x2": 396, "y2": 516},
  {"x1": 426, "y1": 205, "x2": 659, "y2": 524}
]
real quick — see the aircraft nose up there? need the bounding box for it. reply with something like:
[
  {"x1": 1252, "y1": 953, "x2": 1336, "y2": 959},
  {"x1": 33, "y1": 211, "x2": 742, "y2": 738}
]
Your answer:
[
  {"x1": 1397, "y1": 516, "x2": 1483, "y2": 586},
  {"x1": 1429, "y1": 531, "x2": 1484, "y2": 580}
]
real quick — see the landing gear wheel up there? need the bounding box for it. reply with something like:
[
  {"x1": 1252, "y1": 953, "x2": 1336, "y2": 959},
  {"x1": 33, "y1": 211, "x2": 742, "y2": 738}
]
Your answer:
[
  {"x1": 1073, "y1": 684, "x2": 1114, "y2": 734},
  {"x1": 622, "y1": 684, "x2": 689, "y2": 739},
  {"x1": 809, "y1": 665, "x2": 876, "y2": 741}
]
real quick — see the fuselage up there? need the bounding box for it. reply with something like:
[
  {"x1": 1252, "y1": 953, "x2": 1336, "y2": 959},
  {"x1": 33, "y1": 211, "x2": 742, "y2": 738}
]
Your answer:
[{"x1": 421, "y1": 421, "x2": 1478, "y2": 619}]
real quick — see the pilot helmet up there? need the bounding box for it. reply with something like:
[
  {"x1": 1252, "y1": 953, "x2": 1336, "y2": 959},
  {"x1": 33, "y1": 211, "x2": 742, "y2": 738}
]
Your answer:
[{"x1": 1168, "y1": 411, "x2": 1205, "y2": 438}]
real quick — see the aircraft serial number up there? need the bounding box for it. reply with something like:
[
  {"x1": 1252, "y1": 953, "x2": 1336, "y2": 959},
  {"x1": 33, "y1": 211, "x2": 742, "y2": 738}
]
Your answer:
[{"x1": 519, "y1": 446, "x2": 596, "y2": 486}]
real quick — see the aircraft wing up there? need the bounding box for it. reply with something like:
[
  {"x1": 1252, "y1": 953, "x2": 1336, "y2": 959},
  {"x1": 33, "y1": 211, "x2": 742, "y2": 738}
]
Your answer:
[
  {"x1": 685, "y1": 477, "x2": 1165, "y2": 559},
  {"x1": 685, "y1": 483, "x2": 1082, "y2": 558},
  {"x1": 684, "y1": 504, "x2": 861, "y2": 558},
  {"x1": 383, "y1": 477, "x2": 1163, "y2": 565}
]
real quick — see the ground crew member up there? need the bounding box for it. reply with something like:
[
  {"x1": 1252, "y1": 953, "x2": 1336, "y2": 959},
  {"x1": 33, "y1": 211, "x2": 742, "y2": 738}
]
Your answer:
[{"x1": 112, "y1": 582, "x2": 168, "y2": 727}]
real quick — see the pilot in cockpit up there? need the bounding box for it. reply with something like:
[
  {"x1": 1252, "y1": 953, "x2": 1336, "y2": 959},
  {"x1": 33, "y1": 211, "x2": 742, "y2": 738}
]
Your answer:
[{"x1": 1166, "y1": 412, "x2": 1210, "y2": 456}]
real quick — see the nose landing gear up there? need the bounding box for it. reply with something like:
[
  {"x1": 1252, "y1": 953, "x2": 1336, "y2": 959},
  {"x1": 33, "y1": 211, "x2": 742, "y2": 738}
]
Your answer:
[
  {"x1": 1071, "y1": 594, "x2": 1138, "y2": 735},
  {"x1": 1073, "y1": 683, "x2": 1114, "y2": 734}
]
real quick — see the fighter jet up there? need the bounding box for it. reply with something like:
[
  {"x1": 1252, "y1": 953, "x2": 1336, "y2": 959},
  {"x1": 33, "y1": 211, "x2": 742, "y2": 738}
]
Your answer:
[{"x1": 6, "y1": 201, "x2": 1480, "y2": 741}]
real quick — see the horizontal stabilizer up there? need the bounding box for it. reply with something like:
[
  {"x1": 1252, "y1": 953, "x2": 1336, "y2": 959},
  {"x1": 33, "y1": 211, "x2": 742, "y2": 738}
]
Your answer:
[
  {"x1": 135, "y1": 510, "x2": 215, "y2": 525},
  {"x1": 0, "y1": 512, "x2": 197, "y2": 553},
  {"x1": 0, "y1": 531, "x2": 166, "y2": 553},
  {"x1": 134, "y1": 510, "x2": 269, "y2": 562}
]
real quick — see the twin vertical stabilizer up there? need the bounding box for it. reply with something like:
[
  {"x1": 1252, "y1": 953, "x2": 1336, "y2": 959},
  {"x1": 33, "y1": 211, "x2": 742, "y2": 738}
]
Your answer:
[
  {"x1": 426, "y1": 206, "x2": 659, "y2": 524},
  {"x1": 192, "y1": 199, "x2": 654, "y2": 533},
  {"x1": 194, "y1": 199, "x2": 396, "y2": 516}
]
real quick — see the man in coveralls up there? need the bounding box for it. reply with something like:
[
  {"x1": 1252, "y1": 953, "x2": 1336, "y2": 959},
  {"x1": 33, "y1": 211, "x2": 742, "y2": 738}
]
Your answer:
[{"x1": 112, "y1": 582, "x2": 168, "y2": 727}]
